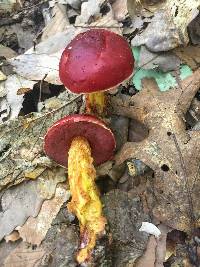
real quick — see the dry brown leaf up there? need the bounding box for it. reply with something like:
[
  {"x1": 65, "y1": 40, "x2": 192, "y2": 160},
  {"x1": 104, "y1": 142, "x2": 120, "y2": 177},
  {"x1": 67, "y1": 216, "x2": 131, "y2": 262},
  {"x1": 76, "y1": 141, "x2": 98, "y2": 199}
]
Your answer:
[
  {"x1": 0, "y1": 240, "x2": 20, "y2": 266},
  {"x1": 112, "y1": 0, "x2": 128, "y2": 21},
  {"x1": 1, "y1": 223, "x2": 79, "y2": 267},
  {"x1": 174, "y1": 45, "x2": 200, "y2": 70},
  {"x1": 3, "y1": 242, "x2": 46, "y2": 267},
  {"x1": 112, "y1": 69, "x2": 200, "y2": 232},
  {"x1": 0, "y1": 45, "x2": 17, "y2": 59},
  {"x1": 165, "y1": 229, "x2": 185, "y2": 261},
  {"x1": 8, "y1": 27, "x2": 79, "y2": 85},
  {"x1": 74, "y1": 0, "x2": 121, "y2": 34},
  {"x1": 136, "y1": 236, "x2": 157, "y2": 267},
  {"x1": 0, "y1": 71, "x2": 7, "y2": 81},
  {"x1": 88, "y1": 5, "x2": 122, "y2": 35},
  {"x1": 16, "y1": 87, "x2": 32, "y2": 95},
  {"x1": 45, "y1": 224, "x2": 79, "y2": 267},
  {"x1": 2, "y1": 74, "x2": 36, "y2": 119},
  {"x1": 129, "y1": 0, "x2": 200, "y2": 51},
  {"x1": 128, "y1": 0, "x2": 166, "y2": 17},
  {"x1": 128, "y1": 118, "x2": 149, "y2": 142},
  {"x1": 1, "y1": 216, "x2": 80, "y2": 267},
  {"x1": 5, "y1": 231, "x2": 20, "y2": 243},
  {"x1": 42, "y1": 3, "x2": 70, "y2": 41},
  {"x1": 75, "y1": 0, "x2": 103, "y2": 25},
  {"x1": 17, "y1": 185, "x2": 70, "y2": 246},
  {"x1": 0, "y1": 168, "x2": 66, "y2": 241}
]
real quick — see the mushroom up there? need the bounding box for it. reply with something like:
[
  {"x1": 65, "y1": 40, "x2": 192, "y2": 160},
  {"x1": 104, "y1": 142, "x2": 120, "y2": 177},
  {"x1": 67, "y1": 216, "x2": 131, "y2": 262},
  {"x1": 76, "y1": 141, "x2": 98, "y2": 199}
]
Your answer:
[
  {"x1": 59, "y1": 29, "x2": 134, "y2": 115},
  {"x1": 44, "y1": 114, "x2": 116, "y2": 263}
]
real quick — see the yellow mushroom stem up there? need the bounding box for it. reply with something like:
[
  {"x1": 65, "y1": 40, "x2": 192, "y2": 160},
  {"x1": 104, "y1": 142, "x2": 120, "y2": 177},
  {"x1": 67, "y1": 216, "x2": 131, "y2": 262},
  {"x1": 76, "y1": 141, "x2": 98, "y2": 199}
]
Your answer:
[
  {"x1": 67, "y1": 136, "x2": 106, "y2": 264},
  {"x1": 86, "y1": 92, "x2": 106, "y2": 115}
]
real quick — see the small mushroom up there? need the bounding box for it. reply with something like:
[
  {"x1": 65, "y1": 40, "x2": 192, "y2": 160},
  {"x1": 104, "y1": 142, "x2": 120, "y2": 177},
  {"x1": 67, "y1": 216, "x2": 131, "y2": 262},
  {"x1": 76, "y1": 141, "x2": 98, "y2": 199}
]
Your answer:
[
  {"x1": 44, "y1": 114, "x2": 116, "y2": 264},
  {"x1": 59, "y1": 29, "x2": 134, "y2": 115}
]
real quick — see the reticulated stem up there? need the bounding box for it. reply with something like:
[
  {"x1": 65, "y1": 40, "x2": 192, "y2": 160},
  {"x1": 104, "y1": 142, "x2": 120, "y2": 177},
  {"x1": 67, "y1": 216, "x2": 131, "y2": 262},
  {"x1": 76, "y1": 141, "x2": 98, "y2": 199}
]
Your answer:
[
  {"x1": 67, "y1": 136, "x2": 106, "y2": 264},
  {"x1": 86, "y1": 92, "x2": 106, "y2": 115}
]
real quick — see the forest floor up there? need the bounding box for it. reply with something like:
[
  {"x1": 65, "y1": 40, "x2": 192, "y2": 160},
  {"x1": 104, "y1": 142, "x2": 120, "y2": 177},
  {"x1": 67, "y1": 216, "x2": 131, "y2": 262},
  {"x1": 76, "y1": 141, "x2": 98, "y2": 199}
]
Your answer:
[{"x1": 0, "y1": 0, "x2": 200, "y2": 266}]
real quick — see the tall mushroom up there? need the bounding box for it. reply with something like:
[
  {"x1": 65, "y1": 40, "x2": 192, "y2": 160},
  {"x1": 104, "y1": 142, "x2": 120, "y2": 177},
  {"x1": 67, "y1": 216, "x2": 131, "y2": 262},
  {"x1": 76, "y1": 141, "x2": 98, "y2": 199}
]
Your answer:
[
  {"x1": 59, "y1": 29, "x2": 134, "y2": 115},
  {"x1": 44, "y1": 114, "x2": 115, "y2": 263}
]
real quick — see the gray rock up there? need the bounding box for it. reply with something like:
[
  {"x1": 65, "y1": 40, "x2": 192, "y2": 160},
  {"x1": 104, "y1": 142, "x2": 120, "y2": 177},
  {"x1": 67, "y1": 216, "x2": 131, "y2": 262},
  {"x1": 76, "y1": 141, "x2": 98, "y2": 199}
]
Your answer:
[
  {"x1": 138, "y1": 46, "x2": 181, "y2": 72},
  {"x1": 47, "y1": 225, "x2": 78, "y2": 267},
  {"x1": 110, "y1": 115, "x2": 129, "y2": 151},
  {"x1": 103, "y1": 190, "x2": 150, "y2": 266},
  {"x1": 188, "y1": 13, "x2": 200, "y2": 45}
]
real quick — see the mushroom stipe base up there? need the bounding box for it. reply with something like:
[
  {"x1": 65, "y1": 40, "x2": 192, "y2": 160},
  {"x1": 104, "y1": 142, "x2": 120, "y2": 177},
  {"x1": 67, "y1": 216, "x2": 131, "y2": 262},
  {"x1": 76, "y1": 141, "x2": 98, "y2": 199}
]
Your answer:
[{"x1": 67, "y1": 136, "x2": 106, "y2": 263}]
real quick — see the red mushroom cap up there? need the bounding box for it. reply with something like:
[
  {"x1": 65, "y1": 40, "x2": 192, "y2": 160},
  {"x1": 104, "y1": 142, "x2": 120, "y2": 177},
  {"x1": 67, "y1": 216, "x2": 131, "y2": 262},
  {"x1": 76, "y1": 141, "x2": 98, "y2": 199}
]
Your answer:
[
  {"x1": 59, "y1": 29, "x2": 134, "y2": 93},
  {"x1": 44, "y1": 114, "x2": 116, "y2": 167}
]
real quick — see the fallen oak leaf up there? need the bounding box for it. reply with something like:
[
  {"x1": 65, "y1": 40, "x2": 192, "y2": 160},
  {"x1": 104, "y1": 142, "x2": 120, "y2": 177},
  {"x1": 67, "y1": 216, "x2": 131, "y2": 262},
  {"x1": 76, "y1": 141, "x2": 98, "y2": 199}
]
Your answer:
[
  {"x1": 174, "y1": 45, "x2": 200, "y2": 71},
  {"x1": 0, "y1": 168, "x2": 66, "y2": 241},
  {"x1": 1, "y1": 224, "x2": 79, "y2": 267},
  {"x1": 127, "y1": 0, "x2": 166, "y2": 17},
  {"x1": 112, "y1": 69, "x2": 200, "y2": 232},
  {"x1": 9, "y1": 52, "x2": 62, "y2": 85},
  {"x1": 3, "y1": 242, "x2": 46, "y2": 267},
  {"x1": 7, "y1": 28, "x2": 80, "y2": 85},
  {"x1": 0, "y1": 239, "x2": 20, "y2": 267},
  {"x1": 17, "y1": 184, "x2": 71, "y2": 246}
]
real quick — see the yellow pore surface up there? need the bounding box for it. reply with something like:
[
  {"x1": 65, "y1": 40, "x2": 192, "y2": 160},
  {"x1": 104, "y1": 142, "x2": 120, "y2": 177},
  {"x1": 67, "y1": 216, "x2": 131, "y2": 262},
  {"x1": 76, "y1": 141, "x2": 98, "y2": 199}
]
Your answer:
[
  {"x1": 68, "y1": 136, "x2": 106, "y2": 264},
  {"x1": 86, "y1": 92, "x2": 106, "y2": 115}
]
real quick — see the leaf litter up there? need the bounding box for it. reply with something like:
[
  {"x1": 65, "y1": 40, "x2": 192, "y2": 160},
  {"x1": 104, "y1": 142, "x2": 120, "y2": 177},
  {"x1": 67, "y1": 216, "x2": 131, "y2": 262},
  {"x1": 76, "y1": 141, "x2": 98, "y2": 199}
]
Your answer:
[
  {"x1": 17, "y1": 184, "x2": 71, "y2": 246},
  {"x1": 0, "y1": 0, "x2": 200, "y2": 266},
  {"x1": 113, "y1": 69, "x2": 200, "y2": 232}
]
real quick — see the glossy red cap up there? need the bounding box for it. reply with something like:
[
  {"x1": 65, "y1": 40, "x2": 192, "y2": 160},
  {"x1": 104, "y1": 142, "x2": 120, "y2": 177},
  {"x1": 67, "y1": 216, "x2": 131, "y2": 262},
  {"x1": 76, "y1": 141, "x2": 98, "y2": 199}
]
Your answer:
[
  {"x1": 44, "y1": 114, "x2": 116, "y2": 167},
  {"x1": 59, "y1": 29, "x2": 134, "y2": 93}
]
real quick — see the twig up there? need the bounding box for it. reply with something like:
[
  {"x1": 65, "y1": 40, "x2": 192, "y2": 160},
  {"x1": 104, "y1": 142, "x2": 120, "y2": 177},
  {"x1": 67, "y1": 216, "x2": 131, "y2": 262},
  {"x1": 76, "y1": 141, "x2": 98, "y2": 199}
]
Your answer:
[
  {"x1": 39, "y1": 74, "x2": 47, "y2": 103},
  {"x1": 69, "y1": 25, "x2": 122, "y2": 29}
]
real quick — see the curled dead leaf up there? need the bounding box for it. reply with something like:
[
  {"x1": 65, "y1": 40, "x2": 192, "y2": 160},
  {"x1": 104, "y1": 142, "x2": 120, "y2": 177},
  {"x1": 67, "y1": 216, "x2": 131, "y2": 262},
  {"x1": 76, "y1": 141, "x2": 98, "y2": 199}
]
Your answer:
[
  {"x1": 16, "y1": 87, "x2": 32, "y2": 95},
  {"x1": 112, "y1": 69, "x2": 200, "y2": 232},
  {"x1": 129, "y1": 0, "x2": 200, "y2": 51}
]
